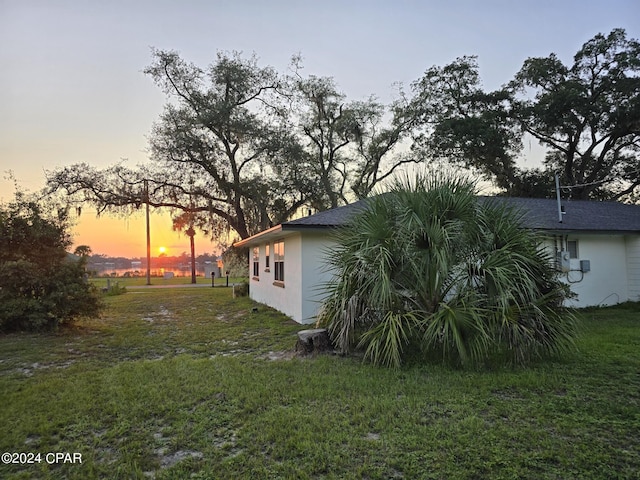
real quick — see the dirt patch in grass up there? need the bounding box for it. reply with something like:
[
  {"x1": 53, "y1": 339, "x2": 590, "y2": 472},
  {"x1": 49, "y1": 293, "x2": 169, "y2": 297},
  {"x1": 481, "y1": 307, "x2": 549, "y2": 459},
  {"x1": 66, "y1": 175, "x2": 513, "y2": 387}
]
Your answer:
[{"x1": 259, "y1": 350, "x2": 297, "y2": 361}]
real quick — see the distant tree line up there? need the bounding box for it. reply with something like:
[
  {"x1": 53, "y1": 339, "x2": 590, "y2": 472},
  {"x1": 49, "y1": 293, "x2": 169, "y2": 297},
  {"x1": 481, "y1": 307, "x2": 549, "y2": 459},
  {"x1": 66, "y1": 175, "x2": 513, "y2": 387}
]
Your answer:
[
  {"x1": 84, "y1": 251, "x2": 219, "y2": 265},
  {"x1": 47, "y1": 28, "x2": 640, "y2": 244},
  {"x1": 83, "y1": 251, "x2": 220, "y2": 275}
]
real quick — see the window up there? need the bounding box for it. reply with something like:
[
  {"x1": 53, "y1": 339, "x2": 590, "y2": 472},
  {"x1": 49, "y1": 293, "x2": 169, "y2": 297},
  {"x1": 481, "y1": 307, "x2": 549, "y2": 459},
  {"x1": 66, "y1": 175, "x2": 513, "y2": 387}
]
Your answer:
[
  {"x1": 567, "y1": 240, "x2": 579, "y2": 259},
  {"x1": 252, "y1": 247, "x2": 259, "y2": 278},
  {"x1": 265, "y1": 244, "x2": 270, "y2": 270},
  {"x1": 274, "y1": 240, "x2": 284, "y2": 282}
]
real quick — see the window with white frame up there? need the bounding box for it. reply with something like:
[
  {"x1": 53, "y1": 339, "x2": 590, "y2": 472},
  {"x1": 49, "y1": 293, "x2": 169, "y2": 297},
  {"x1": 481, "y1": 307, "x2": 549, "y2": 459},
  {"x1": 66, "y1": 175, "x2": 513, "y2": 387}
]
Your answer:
[
  {"x1": 265, "y1": 243, "x2": 270, "y2": 270},
  {"x1": 252, "y1": 247, "x2": 259, "y2": 278},
  {"x1": 567, "y1": 240, "x2": 579, "y2": 259},
  {"x1": 274, "y1": 240, "x2": 284, "y2": 282}
]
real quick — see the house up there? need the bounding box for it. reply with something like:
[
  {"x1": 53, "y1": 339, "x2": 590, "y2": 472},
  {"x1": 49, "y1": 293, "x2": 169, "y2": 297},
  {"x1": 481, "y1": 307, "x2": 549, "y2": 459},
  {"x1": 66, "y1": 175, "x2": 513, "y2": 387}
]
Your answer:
[{"x1": 234, "y1": 197, "x2": 640, "y2": 324}]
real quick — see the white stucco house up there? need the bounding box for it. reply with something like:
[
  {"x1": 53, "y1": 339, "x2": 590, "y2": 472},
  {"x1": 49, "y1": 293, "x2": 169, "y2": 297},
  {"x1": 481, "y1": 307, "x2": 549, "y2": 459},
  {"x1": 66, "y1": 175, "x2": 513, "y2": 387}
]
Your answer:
[{"x1": 234, "y1": 197, "x2": 640, "y2": 324}]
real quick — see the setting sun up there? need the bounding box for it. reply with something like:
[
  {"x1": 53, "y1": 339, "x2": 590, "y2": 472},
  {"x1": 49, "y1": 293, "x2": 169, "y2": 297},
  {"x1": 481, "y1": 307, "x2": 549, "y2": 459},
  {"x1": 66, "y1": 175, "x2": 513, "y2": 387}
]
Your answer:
[{"x1": 158, "y1": 246, "x2": 167, "y2": 255}]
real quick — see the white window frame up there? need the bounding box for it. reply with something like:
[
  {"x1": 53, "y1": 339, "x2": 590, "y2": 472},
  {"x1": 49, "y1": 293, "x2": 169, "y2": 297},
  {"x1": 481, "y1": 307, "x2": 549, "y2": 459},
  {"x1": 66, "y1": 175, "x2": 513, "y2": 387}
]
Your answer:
[
  {"x1": 252, "y1": 247, "x2": 259, "y2": 279},
  {"x1": 274, "y1": 240, "x2": 284, "y2": 284},
  {"x1": 265, "y1": 243, "x2": 270, "y2": 271}
]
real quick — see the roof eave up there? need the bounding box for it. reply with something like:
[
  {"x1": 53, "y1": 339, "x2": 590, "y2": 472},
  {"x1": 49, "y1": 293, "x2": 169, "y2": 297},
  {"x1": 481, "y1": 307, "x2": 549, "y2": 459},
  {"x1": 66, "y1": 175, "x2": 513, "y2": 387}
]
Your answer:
[
  {"x1": 541, "y1": 228, "x2": 640, "y2": 235},
  {"x1": 233, "y1": 223, "x2": 336, "y2": 248},
  {"x1": 233, "y1": 225, "x2": 284, "y2": 248}
]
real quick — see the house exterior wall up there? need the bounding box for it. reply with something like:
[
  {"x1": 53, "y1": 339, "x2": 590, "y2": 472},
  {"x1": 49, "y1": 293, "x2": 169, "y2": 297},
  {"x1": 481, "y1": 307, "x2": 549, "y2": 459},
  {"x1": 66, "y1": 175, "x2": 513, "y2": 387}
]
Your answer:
[
  {"x1": 561, "y1": 234, "x2": 629, "y2": 307},
  {"x1": 248, "y1": 233, "x2": 304, "y2": 322},
  {"x1": 291, "y1": 233, "x2": 639, "y2": 316},
  {"x1": 248, "y1": 231, "x2": 639, "y2": 324},
  {"x1": 246, "y1": 232, "x2": 335, "y2": 324},
  {"x1": 299, "y1": 233, "x2": 336, "y2": 323},
  {"x1": 626, "y1": 236, "x2": 640, "y2": 303}
]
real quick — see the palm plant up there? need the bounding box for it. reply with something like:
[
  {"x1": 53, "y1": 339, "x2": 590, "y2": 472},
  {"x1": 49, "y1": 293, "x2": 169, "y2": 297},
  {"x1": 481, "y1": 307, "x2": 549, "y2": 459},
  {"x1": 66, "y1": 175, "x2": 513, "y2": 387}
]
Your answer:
[{"x1": 317, "y1": 173, "x2": 576, "y2": 368}]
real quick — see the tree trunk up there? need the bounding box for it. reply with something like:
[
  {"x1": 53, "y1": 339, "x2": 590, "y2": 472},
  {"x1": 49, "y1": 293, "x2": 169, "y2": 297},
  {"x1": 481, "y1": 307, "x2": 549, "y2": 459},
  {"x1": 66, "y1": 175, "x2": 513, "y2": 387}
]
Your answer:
[
  {"x1": 295, "y1": 329, "x2": 333, "y2": 355},
  {"x1": 190, "y1": 234, "x2": 196, "y2": 284},
  {"x1": 186, "y1": 226, "x2": 196, "y2": 284}
]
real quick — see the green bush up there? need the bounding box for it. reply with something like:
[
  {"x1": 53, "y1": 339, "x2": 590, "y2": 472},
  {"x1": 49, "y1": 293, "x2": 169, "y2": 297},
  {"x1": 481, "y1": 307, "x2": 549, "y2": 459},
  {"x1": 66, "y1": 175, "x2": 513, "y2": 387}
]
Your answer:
[
  {"x1": 103, "y1": 283, "x2": 127, "y2": 296},
  {"x1": 233, "y1": 281, "x2": 250, "y2": 297},
  {"x1": 0, "y1": 197, "x2": 102, "y2": 331},
  {"x1": 317, "y1": 173, "x2": 577, "y2": 368}
]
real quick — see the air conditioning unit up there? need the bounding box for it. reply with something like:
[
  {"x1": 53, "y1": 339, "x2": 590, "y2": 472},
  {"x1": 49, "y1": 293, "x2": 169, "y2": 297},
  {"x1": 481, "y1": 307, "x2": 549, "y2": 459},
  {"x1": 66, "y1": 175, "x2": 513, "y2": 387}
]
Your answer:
[{"x1": 556, "y1": 251, "x2": 570, "y2": 272}]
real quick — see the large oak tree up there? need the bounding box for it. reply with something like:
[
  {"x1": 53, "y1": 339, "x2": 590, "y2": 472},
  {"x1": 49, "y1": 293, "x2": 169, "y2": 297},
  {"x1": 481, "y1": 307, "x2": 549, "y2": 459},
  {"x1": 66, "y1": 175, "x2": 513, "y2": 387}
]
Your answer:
[
  {"x1": 511, "y1": 28, "x2": 640, "y2": 200},
  {"x1": 48, "y1": 50, "x2": 419, "y2": 242},
  {"x1": 408, "y1": 56, "x2": 522, "y2": 192},
  {"x1": 291, "y1": 68, "x2": 417, "y2": 208},
  {"x1": 410, "y1": 28, "x2": 640, "y2": 201},
  {"x1": 49, "y1": 50, "x2": 312, "y2": 241},
  {"x1": 48, "y1": 28, "x2": 638, "y2": 250}
]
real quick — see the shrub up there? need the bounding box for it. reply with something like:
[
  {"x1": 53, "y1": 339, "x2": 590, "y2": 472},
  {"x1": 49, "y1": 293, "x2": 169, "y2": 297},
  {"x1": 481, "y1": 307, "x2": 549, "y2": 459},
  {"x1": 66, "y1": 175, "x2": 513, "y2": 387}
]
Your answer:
[
  {"x1": 233, "y1": 282, "x2": 250, "y2": 297},
  {"x1": 222, "y1": 246, "x2": 250, "y2": 279},
  {"x1": 0, "y1": 197, "x2": 102, "y2": 331},
  {"x1": 103, "y1": 283, "x2": 127, "y2": 296},
  {"x1": 317, "y1": 174, "x2": 576, "y2": 368}
]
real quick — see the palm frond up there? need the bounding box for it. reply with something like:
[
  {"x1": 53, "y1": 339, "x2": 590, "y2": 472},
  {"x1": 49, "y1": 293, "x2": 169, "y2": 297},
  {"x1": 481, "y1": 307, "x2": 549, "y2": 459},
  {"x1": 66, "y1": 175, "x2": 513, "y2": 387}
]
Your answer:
[
  {"x1": 358, "y1": 311, "x2": 420, "y2": 368},
  {"x1": 319, "y1": 171, "x2": 576, "y2": 367}
]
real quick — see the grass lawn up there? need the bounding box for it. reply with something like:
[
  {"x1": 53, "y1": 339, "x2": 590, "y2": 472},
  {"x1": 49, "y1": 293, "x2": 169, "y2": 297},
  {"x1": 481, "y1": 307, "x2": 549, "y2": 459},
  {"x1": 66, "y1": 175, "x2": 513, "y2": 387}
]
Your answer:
[
  {"x1": 90, "y1": 276, "x2": 248, "y2": 288},
  {"x1": 0, "y1": 289, "x2": 638, "y2": 479}
]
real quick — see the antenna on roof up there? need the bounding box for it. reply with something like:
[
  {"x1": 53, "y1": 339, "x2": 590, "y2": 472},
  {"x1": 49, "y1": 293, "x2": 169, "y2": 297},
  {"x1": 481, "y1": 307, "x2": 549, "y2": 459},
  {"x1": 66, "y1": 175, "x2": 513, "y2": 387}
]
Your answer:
[{"x1": 555, "y1": 173, "x2": 565, "y2": 223}]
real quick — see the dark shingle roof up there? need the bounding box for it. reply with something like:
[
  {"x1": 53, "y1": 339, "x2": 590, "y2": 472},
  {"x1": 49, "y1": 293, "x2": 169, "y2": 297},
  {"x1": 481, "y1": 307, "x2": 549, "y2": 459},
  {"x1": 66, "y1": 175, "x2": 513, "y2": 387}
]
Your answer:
[
  {"x1": 284, "y1": 200, "x2": 370, "y2": 228},
  {"x1": 479, "y1": 197, "x2": 640, "y2": 232},
  {"x1": 283, "y1": 196, "x2": 640, "y2": 233}
]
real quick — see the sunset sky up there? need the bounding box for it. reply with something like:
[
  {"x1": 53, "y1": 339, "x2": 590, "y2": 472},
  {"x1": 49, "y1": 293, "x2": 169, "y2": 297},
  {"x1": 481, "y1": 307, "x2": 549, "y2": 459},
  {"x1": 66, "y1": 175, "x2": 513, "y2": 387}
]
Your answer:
[{"x1": 1, "y1": 0, "x2": 638, "y2": 257}]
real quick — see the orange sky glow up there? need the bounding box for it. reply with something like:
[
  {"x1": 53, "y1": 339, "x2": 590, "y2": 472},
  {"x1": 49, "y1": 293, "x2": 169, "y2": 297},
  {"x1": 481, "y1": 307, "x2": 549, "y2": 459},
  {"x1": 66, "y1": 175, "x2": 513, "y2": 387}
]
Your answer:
[
  {"x1": 0, "y1": 174, "x2": 222, "y2": 259},
  {"x1": 70, "y1": 208, "x2": 219, "y2": 258}
]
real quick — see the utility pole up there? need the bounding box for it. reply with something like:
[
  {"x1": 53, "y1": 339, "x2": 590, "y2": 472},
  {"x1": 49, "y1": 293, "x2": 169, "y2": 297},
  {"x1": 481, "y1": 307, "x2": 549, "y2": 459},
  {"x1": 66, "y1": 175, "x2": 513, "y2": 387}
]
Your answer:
[
  {"x1": 145, "y1": 179, "x2": 151, "y2": 285},
  {"x1": 187, "y1": 226, "x2": 196, "y2": 284}
]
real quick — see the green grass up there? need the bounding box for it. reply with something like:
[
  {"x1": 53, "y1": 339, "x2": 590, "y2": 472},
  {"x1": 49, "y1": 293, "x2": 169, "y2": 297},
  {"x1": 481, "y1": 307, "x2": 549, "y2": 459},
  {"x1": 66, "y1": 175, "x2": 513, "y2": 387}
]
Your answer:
[
  {"x1": 1, "y1": 291, "x2": 638, "y2": 479},
  {"x1": 90, "y1": 275, "x2": 248, "y2": 288}
]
